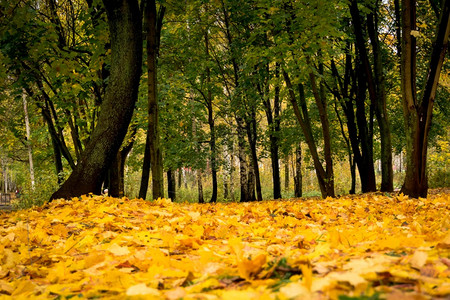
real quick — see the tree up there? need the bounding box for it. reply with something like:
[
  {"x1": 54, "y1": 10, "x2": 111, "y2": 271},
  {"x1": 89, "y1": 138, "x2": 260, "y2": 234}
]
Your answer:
[
  {"x1": 349, "y1": 0, "x2": 394, "y2": 192},
  {"x1": 51, "y1": 0, "x2": 142, "y2": 199},
  {"x1": 400, "y1": 0, "x2": 450, "y2": 197},
  {"x1": 139, "y1": 0, "x2": 165, "y2": 200}
]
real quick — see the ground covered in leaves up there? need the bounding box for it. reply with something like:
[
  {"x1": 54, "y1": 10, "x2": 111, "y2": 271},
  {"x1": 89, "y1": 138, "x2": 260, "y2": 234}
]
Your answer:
[{"x1": 0, "y1": 191, "x2": 449, "y2": 299}]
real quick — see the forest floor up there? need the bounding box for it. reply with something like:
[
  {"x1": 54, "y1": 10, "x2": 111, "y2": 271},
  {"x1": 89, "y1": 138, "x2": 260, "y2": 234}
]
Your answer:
[{"x1": 0, "y1": 189, "x2": 449, "y2": 299}]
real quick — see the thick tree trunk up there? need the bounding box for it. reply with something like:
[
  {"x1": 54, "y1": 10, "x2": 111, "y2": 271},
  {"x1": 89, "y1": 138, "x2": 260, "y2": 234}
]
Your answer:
[
  {"x1": 51, "y1": 0, "x2": 142, "y2": 200},
  {"x1": 355, "y1": 59, "x2": 377, "y2": 192},
  {"x1": 401, "y1": 0, "x2": 450, "y2": 197}
]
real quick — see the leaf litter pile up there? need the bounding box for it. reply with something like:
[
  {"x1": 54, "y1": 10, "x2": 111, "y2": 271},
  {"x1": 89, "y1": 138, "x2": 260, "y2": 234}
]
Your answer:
[{"x1": 0, "y1": 191, "x2": 449, "y2": 299}]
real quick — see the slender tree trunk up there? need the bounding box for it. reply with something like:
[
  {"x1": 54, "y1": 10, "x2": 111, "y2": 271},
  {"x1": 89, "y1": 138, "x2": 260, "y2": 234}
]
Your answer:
[
  {"x1": 142, "y1": 0, "x2": 164, "y2": 200},
  {"x1": 294, "y1": 144, "x2": 302, "y2": 197},
  {"x1": 262, "y1": 63, "x2": 282, "y2": 199},
  {"x1": 247, "y1": 154, "x2": 256, "y2": 202},
  {"x1": 245, "y1": 110, "x2": 263, "y2": 201},
  {"x1": 51, "y1": 0, "x2": 142, "y2": 200},
  {"x1": 284, "y1": 155, "x2": 289, "y2": 191},
  {"x1": 310, "y1": 59, "x2": 335, "y2": 197},
  {"x1": 109, "y1": 127, "x2": 136, "y2": 198},
  {"x1": 367, "y1": 4, "x2": 394, "y2": 192},
  {"x1": 400, "y1": 0, "x2": 450, "y2": 197},
  {"x1": 204, "y1": 20, "x2": 218, "y2": 203},
  {"x1": 139, "y1": 135, "x2": 151, "y2": 199},
  {"x1": 207, "y1": 102, "x2": 218, "y2": 203},
  {"x1": 282, "y1": 69, "x2": 335, "y2": 198},
  {"x1": 197, "y1": 169, "x2": 204, "y2": 203},
  {"x1": 229, "y1": 143, "x2": 235, "y2": 201},
  {"x1": 223, "y1": 145, "x2": 230, "y2": 199},
  {"x1": 23, "y1": 92, "x2": 35, "y2": 189},
  {"x1": 236, "y1": 117, "x2": 250, "y2": 202},
  {"x1": 178, "y1": 169, "x2": 182, "y2": 189},
  {"x1": 167, "y1": 169, "x2": 176, "y2": 201}
]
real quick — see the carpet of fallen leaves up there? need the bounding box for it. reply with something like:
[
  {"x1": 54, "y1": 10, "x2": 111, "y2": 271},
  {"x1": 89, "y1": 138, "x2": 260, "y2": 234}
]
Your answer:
[{"x1": 0, "y1": 191, "x2": 449, "y2": 300}]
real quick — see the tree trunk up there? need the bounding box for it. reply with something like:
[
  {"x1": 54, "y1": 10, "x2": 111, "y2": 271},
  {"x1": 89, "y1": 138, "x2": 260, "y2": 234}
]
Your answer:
[
  {"x1": 139, "y1": 134, "x2": 151, "y2": 199},
  {"x1": 294, "y1": 144, "x2": 302, "y2": 197},
  {"x1": 400, "y1": 0, "x2": 450, "y2": 197},
  {"x1": 367, "y1": 4, "x2": 394, "y2": 192},
  {"x1": 247, "y1": 154, "x2": 256, "y2": 202},
  {"x1": 262, "y1": 63, "x2": 282, "y2": 199},
  {"x1": 236, "y1": 117, "x2": 250, "y2": 202},
  {"x1": 245, "y1": 109, "x2": 263, "y2": 201},
  {"x1": 140, "y1": 0, "x2": 165, "y2": 200},
  {"x1": 197, "y1": 169, "x2": 204, "y2": 203},
  {"x1": 22, "y1": 92, "x2": 35, "y2": 189},
  {"x1": 204, "y1": 26, "x2": 218, "y2": 203},
  {"x1": 51, "y1": 0, "x2": 142, "y2": 200},
  {"x1": 282, "y1": 69, "x2": 335, "y2": 198},
  {"x1": 207, "y1": 97, "x2": 218, "y2": 203},
  {"x1": 309, "y1": 58, "x2": 335, "y2": 197},
  {"x1": 167, "y1": 169, "x2": 176, "y2": 201},
  {"x1": 284, "y1": 155, "x2": 289, "y2": 191},
  {"x1": 109, "y1": 126, "x2": 136, "y2": 198}
]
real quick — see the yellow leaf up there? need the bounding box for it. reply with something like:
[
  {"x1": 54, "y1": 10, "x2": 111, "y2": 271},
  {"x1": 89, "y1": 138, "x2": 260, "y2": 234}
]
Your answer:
[
  {"x1": 126, "y1": 283, "x2": 161, "y2": 296},
  {"x1": 236, "y1": 253, "x2": 266, "y2": 280},
  {"x1": 410, "y1": 250, "x2": 428, "y2": 269},
  {"x1": 11, "y1": 279, "x2": 36, "y2": 297},
  {"x1": 280, "y1": 282, "x2": 310, "y2": 298},
  {"x1": 106, "y1": 243, "x2": 130, "y2": 256}
]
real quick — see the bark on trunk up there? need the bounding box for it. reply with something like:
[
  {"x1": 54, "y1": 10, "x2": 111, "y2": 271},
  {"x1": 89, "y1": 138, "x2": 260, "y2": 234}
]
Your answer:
[
  {"x1": 262, "y1": 63, "x2": 282, "y2": 199},
  {"x1": 141, "y1": 0, "x2": 165, "y2": 200},
  {"x1": 204, "y1": 27, "x2": 218, "y2": 203},
  {"x1": 284, "y1": 155, "x2": 289, "y2": 191},
  {"x1": 401, "y1": 0, "x2": 450, "y2": 197},
  {"x1": 294, "y1": 144, "x2": 302, "y2": 197},
  {"x1": 245, "y1": 110, "x2": 263, "y2": 201},
  {"x1": 109, "y1": 127, "x2": 136, "y2": 198},
  {"x1": 367, "y1": 5, "x2": 394, "y2": 192},
  {"x1": 23, "y1": 92, "x2": 35, "y2": 189},
  {"x1": 197, "y1": 169, "x2": 204, "y2": 203},
  {"x1": 51, "y1": 0, "x2": 142, "y2": 200},
  {"x1": 282, "y1": 69, "x2": 335, "y2": 198},
  {"x1": 236, "y1": 117, "x2": 251, "y2": 202},
  {"x1": 167, "y1": 169, "x2": 176, "y2": 201}
]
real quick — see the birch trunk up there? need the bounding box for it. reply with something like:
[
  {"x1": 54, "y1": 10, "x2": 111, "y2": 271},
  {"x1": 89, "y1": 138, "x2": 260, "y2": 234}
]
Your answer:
[{"x1": 23, "y1": 92, "x2": 35, "y2": 189}]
